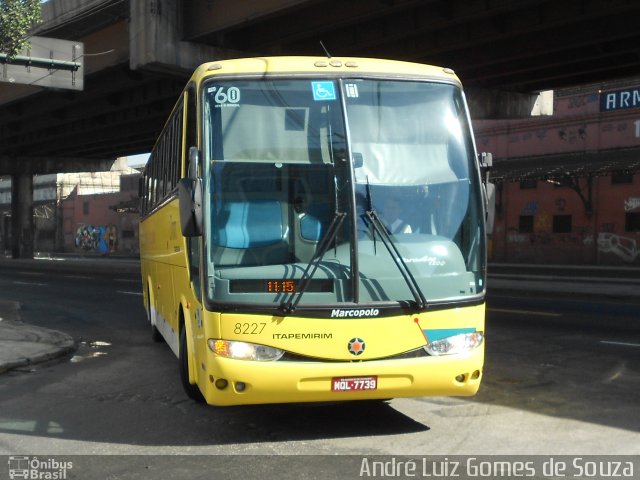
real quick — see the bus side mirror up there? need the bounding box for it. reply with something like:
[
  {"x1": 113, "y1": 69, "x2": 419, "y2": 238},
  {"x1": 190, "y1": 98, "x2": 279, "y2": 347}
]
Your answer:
[
  {"x1": 178, "y1": 177, "x2": 203, "y2": 237},
  {"x1": 478, "y1": 152, "x2": 495, "y2": 234},
  {"x1": 188, "y1": 146, "x2": 199, "y2": 179},
  {"x1": 485, "y1": 181, "x2": 496, "y2": 235},
  {"x1": 479, "y1": 152, "x2": 492, "y2": 184}
]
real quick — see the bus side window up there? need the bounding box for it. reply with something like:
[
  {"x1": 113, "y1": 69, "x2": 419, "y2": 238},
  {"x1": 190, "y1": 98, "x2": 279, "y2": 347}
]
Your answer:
[
  {"x1": 185, "y1": 84, "x2": 198, "y2": 173},
  {"x1": 186, "y1": 85, "x2": 202, "y2": 300}
]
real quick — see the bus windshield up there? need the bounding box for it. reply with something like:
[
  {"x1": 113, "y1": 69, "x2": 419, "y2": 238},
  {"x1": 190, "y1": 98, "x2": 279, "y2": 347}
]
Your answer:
[{"x1": 202, "y1": 78, "x2": 485, "y2": 311}]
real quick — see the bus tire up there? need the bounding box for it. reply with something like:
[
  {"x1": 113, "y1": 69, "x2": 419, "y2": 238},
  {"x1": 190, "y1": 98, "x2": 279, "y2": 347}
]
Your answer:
[{"x1": 179, "y1": 325, "x2": 205, "y2": 403}]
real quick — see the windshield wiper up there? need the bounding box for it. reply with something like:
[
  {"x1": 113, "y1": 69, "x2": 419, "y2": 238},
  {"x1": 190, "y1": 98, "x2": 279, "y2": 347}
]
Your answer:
[
  {"x1": 280, "y1": 211, "x2": 346, "y2": 315},
  {"x1": 364, "y1": 208, "x2": 428, "y2": 311}
]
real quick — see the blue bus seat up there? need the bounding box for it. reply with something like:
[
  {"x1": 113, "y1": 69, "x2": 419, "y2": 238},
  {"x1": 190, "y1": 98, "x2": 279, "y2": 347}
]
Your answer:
[
  {"x1": 215, "y1": 200, "x2": 285, "y2": 248},
  {"x1": 300, "y1": 203, "x2": 330, "y2": 241}
]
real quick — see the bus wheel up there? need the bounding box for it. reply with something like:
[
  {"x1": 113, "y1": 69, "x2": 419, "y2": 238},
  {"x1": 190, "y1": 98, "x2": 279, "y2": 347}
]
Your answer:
[{"x1": 179, "y1": 326, "x2": 205, "y2": 403}]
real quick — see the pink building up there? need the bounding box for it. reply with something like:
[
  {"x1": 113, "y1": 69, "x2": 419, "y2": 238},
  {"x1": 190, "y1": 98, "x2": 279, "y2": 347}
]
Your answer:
[
  {"x1": 61, "y1": 174, "x2": 140, "y2": 255},
  {"x1": 474, "y1": 81, "x2": 640, "y2": 265}
]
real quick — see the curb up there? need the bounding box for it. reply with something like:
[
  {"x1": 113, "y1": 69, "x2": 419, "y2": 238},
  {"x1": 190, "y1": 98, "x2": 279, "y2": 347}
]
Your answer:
[
  {"x1": 0, "y1": 257, "x2": 140, "y2": 276},
  {"x1": 0, "y1": 301, "x2": 77, "y2": 374},
  {"x1": 487, "y1": 286, "x2": 640, "y2": 303}
]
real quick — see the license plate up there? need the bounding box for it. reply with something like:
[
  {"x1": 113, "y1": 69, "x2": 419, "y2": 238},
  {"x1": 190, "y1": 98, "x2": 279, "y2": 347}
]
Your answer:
[{"x1": 331, "y1": 376, "x2": 378, "y2": 392}]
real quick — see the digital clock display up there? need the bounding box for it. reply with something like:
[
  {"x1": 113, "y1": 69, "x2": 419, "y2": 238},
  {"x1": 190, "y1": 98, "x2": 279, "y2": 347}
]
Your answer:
[
  {"x1": 267, "y1": 280, "x2": 295, "y2": 293},
  {"x1": 229, "y1": 279, "x2": 334, "y2": 293}
]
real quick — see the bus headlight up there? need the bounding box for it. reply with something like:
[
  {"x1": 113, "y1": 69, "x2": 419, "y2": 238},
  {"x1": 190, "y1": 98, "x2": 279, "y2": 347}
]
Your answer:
[
  {"x1": 208, "y1": 339, "x2": 284, "y2": 361},
  {"x1": 425, "y1": 332, "x2": 484, "y2": 356}
]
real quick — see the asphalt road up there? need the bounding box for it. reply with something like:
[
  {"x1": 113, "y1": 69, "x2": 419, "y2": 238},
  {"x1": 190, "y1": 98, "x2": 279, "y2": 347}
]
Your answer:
[{"x1": 0, "y1": 264, "x2": 638, "y2": 473}]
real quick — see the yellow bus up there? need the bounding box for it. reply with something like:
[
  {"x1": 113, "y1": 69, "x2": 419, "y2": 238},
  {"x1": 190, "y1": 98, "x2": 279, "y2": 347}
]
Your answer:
[{"x1": 139, "y1": 57, "x2": 490, "y2": 406}]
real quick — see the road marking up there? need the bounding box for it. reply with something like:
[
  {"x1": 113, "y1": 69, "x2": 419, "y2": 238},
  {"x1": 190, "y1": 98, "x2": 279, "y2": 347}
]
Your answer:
[
  {"x1": 13, "y1": 280, "x2": 47, "y2": 286},
  {"x1": 600, "y1": 340, "x2": 640, "y2": 348},
  {"x1": 117, "y1": 290, "x2": 142, "y2": 296},
  {"x1": 488, "y1": 307, "x2": 562, "y2": 317}
]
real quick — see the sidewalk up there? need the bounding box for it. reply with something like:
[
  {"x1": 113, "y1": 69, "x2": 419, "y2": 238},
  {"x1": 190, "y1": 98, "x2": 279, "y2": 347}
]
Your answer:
[
  {"x1": 0, "y1": 258, "x2": 639, "y2": 374},
  {"x1": 0, "y1": 252, "x2": 141, "y2": 275},
  {"x1": 0, "y1": 300, "x2": 75, "y2": 374},
  {"x1": 0, "y1": 254, "x2": 137, "y2": 374},
  {"x1": 487, "y1": 263, "x2": 640, "y2": 300}
]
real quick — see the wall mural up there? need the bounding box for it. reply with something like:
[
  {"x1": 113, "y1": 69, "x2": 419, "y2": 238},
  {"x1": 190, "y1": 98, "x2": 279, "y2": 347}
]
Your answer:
[
  {"x1": 624, "y1": 197, "x2": 640, "y2": 212},
  {"x1": 75, "y1": 225, "x2": 117, "y2": 255},
  {"x1": 594, "y1": 196, "x2": 640, "y2": 263},
  {"x1": 598, "y1": 233, "x2": 638, "y2": 263}
]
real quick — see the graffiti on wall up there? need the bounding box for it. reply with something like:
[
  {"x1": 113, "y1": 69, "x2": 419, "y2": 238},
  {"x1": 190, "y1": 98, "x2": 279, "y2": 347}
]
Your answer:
[
  {"x1": 534, "y1": 213, "x2": 551, "y2": 232},
  {"x1": 624, "y1": 197, "x2": 640, "y2": 212},
  {"x1": 558, "y1": 125, "x2": 587, "y2": 143},
  {"x1": 598, "y1": 233, "x2": 638, "y2": 263},
  {"x1": 567, "y1": 94, "x2": 598, "y2": 110},
  {"x1": 75, "y1": 225, "x2": 117, "y2": 255},
  {"x1": 522, "y1": 201, "x2": 538, "y2": 215}
]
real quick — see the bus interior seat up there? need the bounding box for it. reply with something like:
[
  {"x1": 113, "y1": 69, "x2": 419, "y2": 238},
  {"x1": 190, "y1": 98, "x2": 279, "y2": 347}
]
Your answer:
[
  {"x1": 212, "y1": 200, "x2": 289, "y2": 266},
  {"x1": 300, "y1": 203, "x2": 330, "y2": 241}
]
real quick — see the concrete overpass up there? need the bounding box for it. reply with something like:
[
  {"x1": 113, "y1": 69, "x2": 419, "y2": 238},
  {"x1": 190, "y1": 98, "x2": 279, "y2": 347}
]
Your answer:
[{"x1": 2, "y1": 0, "x2": 640, "y2": 257}]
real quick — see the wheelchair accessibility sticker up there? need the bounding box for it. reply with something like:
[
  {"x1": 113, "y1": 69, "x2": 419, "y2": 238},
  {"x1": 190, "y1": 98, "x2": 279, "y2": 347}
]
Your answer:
[{"x1": 311, "y1": 81, "x2": 336, "y2": 101}]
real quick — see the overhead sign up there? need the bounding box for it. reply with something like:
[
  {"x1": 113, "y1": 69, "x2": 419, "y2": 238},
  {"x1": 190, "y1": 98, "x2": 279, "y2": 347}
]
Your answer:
[
  {"x1": 600, "y1": 86, "x2": 640, "y2": 112},
  {"x1": 0, "y1": 36, "x2": 84, "y2": 90}
]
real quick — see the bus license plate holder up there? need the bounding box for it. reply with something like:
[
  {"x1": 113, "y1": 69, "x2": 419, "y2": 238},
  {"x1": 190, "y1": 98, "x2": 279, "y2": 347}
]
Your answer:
[{"x1": 331, "y1": 376, "x2": 378, "y2": 392}]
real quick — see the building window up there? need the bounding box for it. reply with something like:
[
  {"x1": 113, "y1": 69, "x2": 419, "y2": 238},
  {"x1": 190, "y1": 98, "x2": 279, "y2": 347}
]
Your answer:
[
  {"x1": 553, "y1": 214, "x2": 572, "y2": 233},
  {"x1": 519, "y1": 178, "x2": 537, "y2": 189},
  {"x1": 626, "y1": 212, "x2": 640, "y2": 232},
  {"x1": 612, "y1": 171, "x2": 633, "y2": 184},
  {"x1": 519, "y1": 215, "x2": 534, "y2": 233},
  {"x1": 83, "y1": 202, "x2": 90, "y2": 215}
]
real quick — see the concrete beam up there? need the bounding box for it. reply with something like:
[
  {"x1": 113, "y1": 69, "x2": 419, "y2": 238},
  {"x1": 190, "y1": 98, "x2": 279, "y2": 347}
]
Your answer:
[
  {"x1": 0, "y1": 157, "x2": 116, "y2": 176},
  {"x1": 39, "y1": 0, "x2": 101, "y2": 31},
  {"x1": 183, "y1": 0, "x2": 317, "y2": 40},
  {"x1": 129, "y1": 0, "x2": 245, "y2": 75},
  {"x1": 37, "y1": 0, "x2": 127, "y2": 36},
  {"x1": 466, "y1": 87, "x2": 553, "y2": 119}
]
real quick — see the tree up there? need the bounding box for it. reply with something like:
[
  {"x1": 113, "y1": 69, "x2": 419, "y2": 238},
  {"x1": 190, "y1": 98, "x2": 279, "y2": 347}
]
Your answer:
[{"x1": 0, "y1": 0, "x2": 42, "y2": 59}]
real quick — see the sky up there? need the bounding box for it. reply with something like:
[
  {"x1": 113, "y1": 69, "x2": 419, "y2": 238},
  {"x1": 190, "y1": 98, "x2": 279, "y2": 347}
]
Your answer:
[{"x1": 127, "y1": 153, "x2": 150, "y2": 168}]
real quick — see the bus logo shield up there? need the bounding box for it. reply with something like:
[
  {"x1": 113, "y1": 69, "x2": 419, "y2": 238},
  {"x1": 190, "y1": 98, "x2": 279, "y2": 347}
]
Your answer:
[{"x1": 348, "y1": 337, "x2": 365, "y2": 356}]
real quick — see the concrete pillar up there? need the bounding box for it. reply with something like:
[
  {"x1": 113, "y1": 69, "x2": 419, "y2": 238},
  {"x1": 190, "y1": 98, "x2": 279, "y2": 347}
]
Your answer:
[{"x1": 10, "y1": 173, "x2": 34, "y2": 258}]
